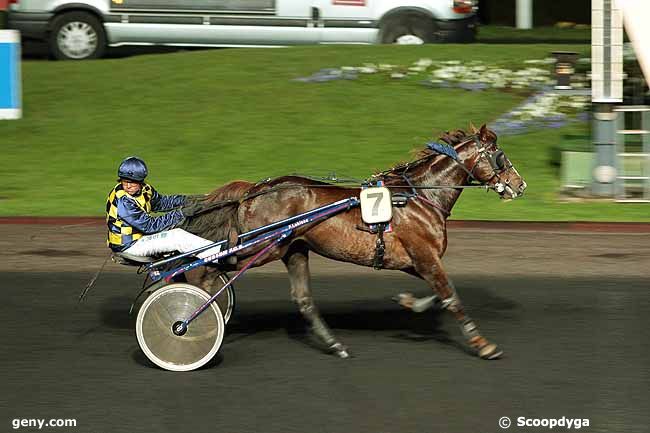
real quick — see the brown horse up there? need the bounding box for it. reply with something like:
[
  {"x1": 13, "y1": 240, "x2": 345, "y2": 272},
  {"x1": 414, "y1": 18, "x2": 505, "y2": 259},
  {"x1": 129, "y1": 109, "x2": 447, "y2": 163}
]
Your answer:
[{"x1": 181, "y1": 125, "x2": 526, "y2": 360}]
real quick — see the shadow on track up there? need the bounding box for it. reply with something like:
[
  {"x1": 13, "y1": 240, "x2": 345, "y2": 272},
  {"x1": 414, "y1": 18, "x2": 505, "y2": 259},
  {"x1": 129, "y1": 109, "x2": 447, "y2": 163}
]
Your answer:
[{"x1": 93, "y1": 278, "x2": 521, "y2": 361}]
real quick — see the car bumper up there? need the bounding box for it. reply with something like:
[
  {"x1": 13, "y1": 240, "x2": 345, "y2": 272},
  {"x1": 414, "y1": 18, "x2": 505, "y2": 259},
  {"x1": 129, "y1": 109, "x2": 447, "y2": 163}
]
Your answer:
[
  {"x1": 7, "y1": 12, "x2": 53, "y2": 41},
  {"x1": 436, "y1": 15, "x2": 477, "y2": 43}
]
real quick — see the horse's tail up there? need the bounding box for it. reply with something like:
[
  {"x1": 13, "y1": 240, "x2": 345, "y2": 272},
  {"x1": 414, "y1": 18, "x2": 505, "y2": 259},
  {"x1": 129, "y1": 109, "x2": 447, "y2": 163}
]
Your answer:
[
  {"x1": 179, "y1": 181, "x2": 253, "y2": 243},
  {"x1": 181, "y1": 200, "x2": 241, "y2": 243},
  {"x1": 207, "y1": 180, "x2": 254, "y2": 202}
]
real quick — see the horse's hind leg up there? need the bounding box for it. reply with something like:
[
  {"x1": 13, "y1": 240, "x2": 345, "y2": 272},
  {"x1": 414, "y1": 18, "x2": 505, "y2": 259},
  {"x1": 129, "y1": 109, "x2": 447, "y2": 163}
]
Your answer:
[
  {"x1": 415, "y1": 257, "x2": 502, "y2": 360},
  {"x1": 283, "y1": 241, "x2": 349, "y2": 359}
]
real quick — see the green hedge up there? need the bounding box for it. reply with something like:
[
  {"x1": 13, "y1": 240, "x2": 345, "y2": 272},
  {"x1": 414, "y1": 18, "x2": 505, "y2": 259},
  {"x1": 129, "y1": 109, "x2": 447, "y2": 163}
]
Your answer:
[{"x1": 0, "y1": 11, "x2": 7, "y2": 29}]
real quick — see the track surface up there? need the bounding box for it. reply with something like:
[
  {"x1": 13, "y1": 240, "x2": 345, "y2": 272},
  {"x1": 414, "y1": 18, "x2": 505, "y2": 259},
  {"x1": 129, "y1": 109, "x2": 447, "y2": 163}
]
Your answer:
[{"x1": 1, "y1": 227, "x2": 649, "y2": 433}]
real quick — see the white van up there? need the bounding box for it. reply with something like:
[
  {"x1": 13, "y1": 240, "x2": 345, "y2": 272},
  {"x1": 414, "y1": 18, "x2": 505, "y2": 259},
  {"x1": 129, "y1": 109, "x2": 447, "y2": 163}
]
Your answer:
[{"x1": 8, "y1": 0, "x2": 477, "y2": 60}]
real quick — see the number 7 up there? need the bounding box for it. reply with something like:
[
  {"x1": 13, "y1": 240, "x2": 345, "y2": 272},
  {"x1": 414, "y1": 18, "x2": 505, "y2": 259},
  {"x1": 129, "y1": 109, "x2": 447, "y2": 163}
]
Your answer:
[{"x1": 367, "y1": 192, "x2": 383, "y2": 216}]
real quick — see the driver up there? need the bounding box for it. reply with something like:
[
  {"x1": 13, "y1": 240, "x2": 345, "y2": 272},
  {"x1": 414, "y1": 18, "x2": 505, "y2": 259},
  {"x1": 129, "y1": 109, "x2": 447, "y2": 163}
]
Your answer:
[{"x1": 106, "y1": 156, "x2": 221, "y2": 260}]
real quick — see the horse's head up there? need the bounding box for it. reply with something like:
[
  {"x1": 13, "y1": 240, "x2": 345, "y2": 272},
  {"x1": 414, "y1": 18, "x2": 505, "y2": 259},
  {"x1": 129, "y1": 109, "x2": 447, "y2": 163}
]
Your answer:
[{"x1": 467, "y1": 125, "x2": 527, "y2": 199}]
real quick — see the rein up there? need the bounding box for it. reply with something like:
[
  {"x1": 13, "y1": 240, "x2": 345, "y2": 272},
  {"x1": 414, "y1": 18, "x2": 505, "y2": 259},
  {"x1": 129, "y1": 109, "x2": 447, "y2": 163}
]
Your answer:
[
  {"x1": 191, "y1": 134, "x2": 502, "y2": 217},
  {"x1": 188, "y1": 183, "x2": 492, "y2": 218},
  {"x1": 237, "y1": 181, "x2": 492, "y2": 205}
]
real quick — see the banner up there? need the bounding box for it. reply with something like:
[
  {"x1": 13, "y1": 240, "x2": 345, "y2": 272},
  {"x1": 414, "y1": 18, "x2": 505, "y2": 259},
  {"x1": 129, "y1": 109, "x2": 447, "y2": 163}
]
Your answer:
[
  {"x1": 0, "y1": 30, "x2": 21, "y2": 120},
  {"x1": 617, "y1": 0, "x2": 650, "y2": 88}
]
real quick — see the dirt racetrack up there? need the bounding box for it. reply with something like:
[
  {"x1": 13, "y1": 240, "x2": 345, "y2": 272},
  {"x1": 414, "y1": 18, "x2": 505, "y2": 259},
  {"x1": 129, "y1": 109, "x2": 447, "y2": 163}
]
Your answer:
[
  {"x1": 0, "y1": 223, "x2": 648, "y2": 433},
  {"x1": 1, "y1": 222, "x2": 648, "y2": 277}
]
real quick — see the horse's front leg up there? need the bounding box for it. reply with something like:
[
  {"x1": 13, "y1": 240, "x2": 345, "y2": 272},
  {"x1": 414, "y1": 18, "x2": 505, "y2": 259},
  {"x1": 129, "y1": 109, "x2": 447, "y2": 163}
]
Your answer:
[
  {"x1": 414, "y1": 257, "x2": 502, "y2": 360},
  {"x1": 283, "y1": 241, "x2": 349, "y2": 359}
]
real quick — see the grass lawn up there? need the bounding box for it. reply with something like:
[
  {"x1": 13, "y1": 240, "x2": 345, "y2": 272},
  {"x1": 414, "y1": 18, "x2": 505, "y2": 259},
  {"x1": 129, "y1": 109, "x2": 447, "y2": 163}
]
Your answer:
[{"x1": 2, "y1": 43, "x2": 648, "y2": 221}]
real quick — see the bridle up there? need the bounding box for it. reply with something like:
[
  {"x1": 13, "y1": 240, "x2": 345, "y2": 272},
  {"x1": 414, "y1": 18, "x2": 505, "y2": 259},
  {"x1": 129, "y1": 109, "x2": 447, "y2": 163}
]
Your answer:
[
  {"x1": 396, "y1": 134, "x2": 513, "y2": 217},
  {"x1": 462, "y1": 135, "x2": 513, "y2": 194}
]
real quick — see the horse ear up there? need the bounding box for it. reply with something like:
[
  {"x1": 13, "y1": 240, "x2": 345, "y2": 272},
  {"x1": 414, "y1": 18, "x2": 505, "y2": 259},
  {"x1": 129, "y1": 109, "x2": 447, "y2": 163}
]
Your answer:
[
  {"x1": 479, "y1": 124, "x2": 490, "y2": 142},
  {"x1": 469, "y1": 122, "x2": 478, "y2": 134}
]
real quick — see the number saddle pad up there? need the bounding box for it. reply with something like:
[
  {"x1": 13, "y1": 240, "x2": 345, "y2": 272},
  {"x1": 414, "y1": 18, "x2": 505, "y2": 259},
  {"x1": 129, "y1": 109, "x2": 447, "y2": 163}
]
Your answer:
[{"x1": 360, "y1": 186, "x2": 393, "y2": 225}]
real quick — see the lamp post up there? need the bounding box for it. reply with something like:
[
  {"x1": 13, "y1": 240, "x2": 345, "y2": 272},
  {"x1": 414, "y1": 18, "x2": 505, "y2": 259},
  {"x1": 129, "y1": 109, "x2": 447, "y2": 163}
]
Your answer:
[
  {"x1": 552, "y1": 51, "x2": 579, "y2": 89},
  {"x1": 516, "y1": 0, "x2": 533, "y2": 30}
]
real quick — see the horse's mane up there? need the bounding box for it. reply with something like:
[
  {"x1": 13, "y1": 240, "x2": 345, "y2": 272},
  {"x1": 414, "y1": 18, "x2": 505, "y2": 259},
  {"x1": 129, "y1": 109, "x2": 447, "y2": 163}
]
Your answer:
[
  {"x1": 373, "y1": 129, "x2": 471, "y2": 179},
  {"x1": 373, "y1": 126, "x2": 498, "y2": 179},
  {"x1": 414, "y1": 129, "x2": 471, "y2": 158}
]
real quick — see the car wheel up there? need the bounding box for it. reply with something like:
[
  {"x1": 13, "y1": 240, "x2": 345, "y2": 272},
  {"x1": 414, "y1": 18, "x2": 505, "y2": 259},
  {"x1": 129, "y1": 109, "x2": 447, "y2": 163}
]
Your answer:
[
  {"x1": 49, "y1": 12, "x2": 107, "y2": 60},
  {"x1": 380, "y1": 14, "x2": 436, "y2": 45}
]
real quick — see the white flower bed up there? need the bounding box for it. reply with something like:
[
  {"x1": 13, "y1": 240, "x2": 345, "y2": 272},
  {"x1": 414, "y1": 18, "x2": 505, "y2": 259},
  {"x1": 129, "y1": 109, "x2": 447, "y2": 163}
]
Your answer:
[
  {"x1": 295, "y1": 57, "x2": 592, "y2": 134},
  {"x1": 491, "y1": 92, "x2": 590, "y2": 135},
  {"x1": 296, "y1": 58, "x2": 573, "y2": 88}
]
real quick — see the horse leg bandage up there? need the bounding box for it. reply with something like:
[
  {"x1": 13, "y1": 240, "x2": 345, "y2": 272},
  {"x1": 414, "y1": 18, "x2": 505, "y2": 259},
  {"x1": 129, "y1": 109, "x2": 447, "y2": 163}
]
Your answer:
[
  {"x1": 461, "y1": 318, "x2": 480, "y2": 340},
  {"x1": 440, "y1": 293, "x2": 461, "y2": 313}
]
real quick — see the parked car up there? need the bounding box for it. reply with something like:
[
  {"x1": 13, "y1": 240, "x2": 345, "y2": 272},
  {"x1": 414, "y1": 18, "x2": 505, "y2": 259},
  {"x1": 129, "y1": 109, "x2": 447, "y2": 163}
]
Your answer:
[{"x1": 8, "y1": 0, "x2": 477, "y2": 60}]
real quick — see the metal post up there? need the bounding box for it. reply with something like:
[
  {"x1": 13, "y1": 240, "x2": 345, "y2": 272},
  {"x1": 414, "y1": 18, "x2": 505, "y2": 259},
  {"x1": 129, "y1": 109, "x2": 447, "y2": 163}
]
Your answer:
[
  {"x1": 516, "y1": 0, "x2": 533, "y2": 29},
  {"x1": 592, "y1": 104, "x2": 619, "y2": 197},
  {"x1": 591, "y1": 0, "x2": 623, "y2": 198},
  {"x1": 612, "y1": 105, "x2": 650, "y2": 202},
  {"x1": 641, "y1": 111, "x2": 650, "y2": 200},
  {"x1": 615, "y1": 108, "x2": 625, "y2": 198}
]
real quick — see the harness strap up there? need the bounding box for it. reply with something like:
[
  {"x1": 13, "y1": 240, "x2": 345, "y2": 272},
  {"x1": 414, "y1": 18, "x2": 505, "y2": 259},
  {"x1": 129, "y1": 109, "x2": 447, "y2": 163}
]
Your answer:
[
  {"x1": 373, "y1": 223, "x2": 386, "y2": 270},
  {"x1": 401, "y1": 173, "x2": 419, "y2": 197},
  {"x1": 398, "y1": 169, "x2": 452, "y2": 218},
  {"x1": 416, "y1": 195, "x2": 451, "y2": 218}
]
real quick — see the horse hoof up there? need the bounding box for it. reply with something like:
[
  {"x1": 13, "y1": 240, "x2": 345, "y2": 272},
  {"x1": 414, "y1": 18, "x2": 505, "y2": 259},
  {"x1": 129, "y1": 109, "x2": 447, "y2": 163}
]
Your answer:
[
  {"x1": 468, "y1": 336, "x2": 503, "y2": 360},
  {"x1": 393, "y1": 293, "x2": 437, "y2": 313},
  {"x1": 479, "y1": 343, "x2": 503, "y2": 360},
  {"x1": 393, "y1": 293, "x2": 416, "y2": 309},
  {"x1": 330, "y1": 343, "x2": 350, "y2": 359}
]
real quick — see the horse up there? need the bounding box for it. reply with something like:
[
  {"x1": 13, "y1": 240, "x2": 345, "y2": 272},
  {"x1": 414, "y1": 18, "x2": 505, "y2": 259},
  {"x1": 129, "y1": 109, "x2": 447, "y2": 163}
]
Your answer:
[{"x1": 181, "y1": 124, "x2": 526, "y2": 360}]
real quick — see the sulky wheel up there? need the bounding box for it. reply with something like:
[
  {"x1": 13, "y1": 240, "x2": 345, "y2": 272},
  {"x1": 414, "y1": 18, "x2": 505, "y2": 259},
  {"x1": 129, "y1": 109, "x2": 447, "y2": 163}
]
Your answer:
[{"x1": 136, "y1": 283, "x2": 224, "y2": 372}]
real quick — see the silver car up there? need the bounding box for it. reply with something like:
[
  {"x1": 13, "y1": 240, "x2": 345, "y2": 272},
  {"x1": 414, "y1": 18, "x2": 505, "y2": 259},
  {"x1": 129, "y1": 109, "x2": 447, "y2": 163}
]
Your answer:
[{"x1": 8, "y1": 0, "x2": 477, "y2": 60}]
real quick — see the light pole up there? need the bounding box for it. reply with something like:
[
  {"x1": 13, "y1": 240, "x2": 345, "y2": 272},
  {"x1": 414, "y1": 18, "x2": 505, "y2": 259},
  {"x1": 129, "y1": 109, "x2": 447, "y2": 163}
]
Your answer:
[
  {"x1": 516, "y1": 0, "x2": 533, "y2": 30},
  {"x1": 591, "y1": 0, "x2": 624, "y2": 197}
]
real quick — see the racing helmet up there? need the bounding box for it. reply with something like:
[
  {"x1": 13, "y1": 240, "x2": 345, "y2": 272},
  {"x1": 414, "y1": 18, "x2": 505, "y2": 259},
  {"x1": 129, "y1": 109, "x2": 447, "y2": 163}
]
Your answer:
[{"x1": 117, "y1": 157, "x2": 148, "y2": 182}]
